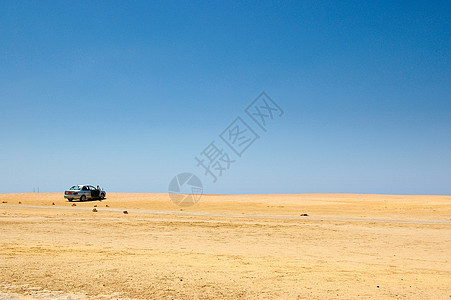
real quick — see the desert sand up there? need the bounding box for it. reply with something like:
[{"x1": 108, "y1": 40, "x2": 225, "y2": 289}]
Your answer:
[{"x1": 0, "y1": 193, "x2": 450, "y2": 299}]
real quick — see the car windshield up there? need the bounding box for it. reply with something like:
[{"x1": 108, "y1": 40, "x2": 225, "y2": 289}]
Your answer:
[{"x1": 69, "y1": 186, "x2": 81, "y2": 190}]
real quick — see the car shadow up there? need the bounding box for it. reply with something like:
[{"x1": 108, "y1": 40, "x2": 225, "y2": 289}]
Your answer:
[{"x1": 70, "y1": 198, "x2": 107, "y2": 202}]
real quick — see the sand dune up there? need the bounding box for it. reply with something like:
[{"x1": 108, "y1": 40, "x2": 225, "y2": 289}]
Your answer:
[{"x1": 0, "y1": 193, "x2": 450, "y2": 299}]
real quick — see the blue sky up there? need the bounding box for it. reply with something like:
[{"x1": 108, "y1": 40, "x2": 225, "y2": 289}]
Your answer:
[{"x1": 0, "y1": 1, "x2": 450, "y2": 194}]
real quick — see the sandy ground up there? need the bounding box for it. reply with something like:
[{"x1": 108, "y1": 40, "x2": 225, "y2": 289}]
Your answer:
[{"x1": 0, "y1": 193, "x2": 450, "y2": 299}]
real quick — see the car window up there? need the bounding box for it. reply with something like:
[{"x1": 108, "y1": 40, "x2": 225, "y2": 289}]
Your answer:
[
  {"x1": 69, "y1": 186, "x2": 80, "y2": 190},
  {"x1": 89, "y1": 186, "x2": 95, "y2": 190}
]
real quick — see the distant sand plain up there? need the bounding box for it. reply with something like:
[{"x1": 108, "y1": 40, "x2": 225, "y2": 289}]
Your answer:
[{"x1": 0, "y1": 193, "x2": 450, "y2": 299}]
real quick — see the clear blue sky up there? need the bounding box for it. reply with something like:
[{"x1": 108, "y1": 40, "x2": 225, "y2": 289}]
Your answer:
[{"x1": 0, "y1": 0, "x2": 450, "y2": 194}]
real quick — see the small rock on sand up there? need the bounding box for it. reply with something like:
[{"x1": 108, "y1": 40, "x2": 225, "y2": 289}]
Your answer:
[
  {"x1": 123, "y1": 211, "x2": 128, "y2": 214},
  {"x1": 52, "y1": 202, "x2": 55, "y2": 205},
  {"x1": 92, "y1": 208, "x2": 98, "y2": 212},
  {"x1": 106, "y1": 205, "x2": 109, "y2": 207},
  {"x1": 1, "y1": 201, "x2": 7, "y2": 204},
  {"x1": 94, "y1": 205, "x2": 97, "y2": 207},
  {"x1": 72, "y1": 203, "x2": 76, "y2": 206},
  {"x1": 300, "y1": 213, "x2": 308, "y2": 216}
]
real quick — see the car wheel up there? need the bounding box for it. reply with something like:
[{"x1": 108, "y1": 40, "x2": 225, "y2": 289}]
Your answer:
[
  {"x1": 80, "y1": 195, "x2": 86, "y2": 201},
  {"x1": 100, "y1": 193, "x2": 105, "y2": 200},
  {"x1": 68, "y1": 199, "x2": 73, "y2": 202}
]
